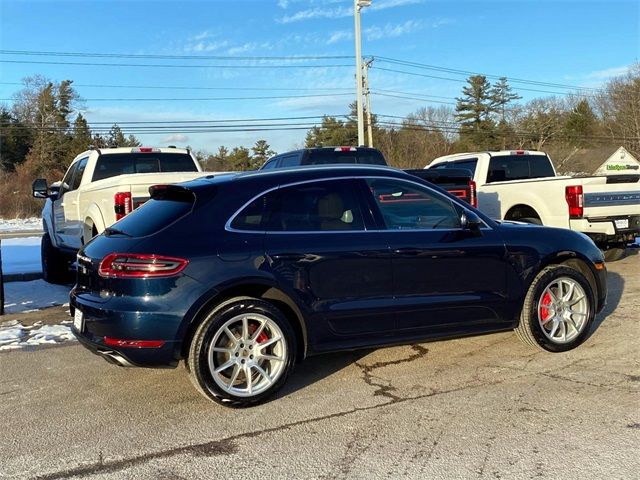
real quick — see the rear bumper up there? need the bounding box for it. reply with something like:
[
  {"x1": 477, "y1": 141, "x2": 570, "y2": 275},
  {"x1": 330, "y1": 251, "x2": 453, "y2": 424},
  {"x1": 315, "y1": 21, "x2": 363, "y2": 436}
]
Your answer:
[
  {"x1": 70, "y1": 289, "x2": 182, "y2": 368},
  {"x1": 570, "y1": 215, "x2": 640, "y2": 245}
]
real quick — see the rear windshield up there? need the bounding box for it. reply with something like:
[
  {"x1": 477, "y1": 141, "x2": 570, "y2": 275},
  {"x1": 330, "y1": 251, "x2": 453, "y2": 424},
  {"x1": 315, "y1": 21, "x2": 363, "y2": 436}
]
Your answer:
[
  {"x1": 92, "y1": 153, "x2": 197, "y2": 182},
  {"x1": 487, "y1": 155, "x2": 555, "y2": 183},
  {"x1": 433, "y1": 158, "x2": 478, "y2": 177},
  {"x1": 305, "y1": 149, "x2": 386, "y2": 166},
  {"x1": 111, "y1": 198, "x2": 193, "y2": 237}
]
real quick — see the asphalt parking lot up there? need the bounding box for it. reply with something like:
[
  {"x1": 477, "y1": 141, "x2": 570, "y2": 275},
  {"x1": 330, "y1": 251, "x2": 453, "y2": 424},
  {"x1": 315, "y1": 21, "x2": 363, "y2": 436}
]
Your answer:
[{"x1": 1, "y1": 252, "x2": 639, "y2": 479}]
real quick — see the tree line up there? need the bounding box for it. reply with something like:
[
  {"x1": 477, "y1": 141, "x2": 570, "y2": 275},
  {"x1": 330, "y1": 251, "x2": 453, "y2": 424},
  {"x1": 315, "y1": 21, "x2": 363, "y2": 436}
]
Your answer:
[{"x1": 0, "y1": 65, "x2": 638, "y2": 217}]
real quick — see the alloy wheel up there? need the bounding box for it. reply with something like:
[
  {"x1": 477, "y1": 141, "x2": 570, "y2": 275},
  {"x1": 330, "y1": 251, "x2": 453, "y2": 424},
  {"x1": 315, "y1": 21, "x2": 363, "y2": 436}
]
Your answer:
[{"x1": 537, "y1": 276, "x2": 589, "y2": 344}]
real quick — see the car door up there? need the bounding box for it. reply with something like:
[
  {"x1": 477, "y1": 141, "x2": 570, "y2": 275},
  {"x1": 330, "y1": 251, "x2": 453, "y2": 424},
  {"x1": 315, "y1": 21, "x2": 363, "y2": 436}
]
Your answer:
[
  {"x1": 53, "y1": 161, "x2": 79, "y2": 247},
  {"x1": 362, "y1": 177, "x2": 510, "y2": 333},
  {"x1": 62, "y1": 157, "x2": 89, "y2": 249},
  {"x1": 263, "y1": 178, "x2": 395, "y2": 350}
]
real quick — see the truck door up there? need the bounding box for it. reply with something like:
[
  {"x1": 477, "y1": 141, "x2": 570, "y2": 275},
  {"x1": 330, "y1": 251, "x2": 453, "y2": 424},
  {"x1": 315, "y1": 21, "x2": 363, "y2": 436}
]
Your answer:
[{"x1": 53, "y1": 157, "x2": 88, "y2": 248}]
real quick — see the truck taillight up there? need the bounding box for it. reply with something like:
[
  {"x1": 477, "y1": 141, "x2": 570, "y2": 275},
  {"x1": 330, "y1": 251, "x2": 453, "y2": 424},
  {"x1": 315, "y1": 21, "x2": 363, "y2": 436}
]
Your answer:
[
  {"x1": 469, "y1": 180, "x2": 477, "y2": 208},
  {"x1": 98, "y1": 253, "x2": 188, "y2": 278},
  {"x1": 565, "y1": 185, "x2": 583, "y2": 219},
  {"x1": 114, "y1": 192, "x2": 133, "y2": 220}
]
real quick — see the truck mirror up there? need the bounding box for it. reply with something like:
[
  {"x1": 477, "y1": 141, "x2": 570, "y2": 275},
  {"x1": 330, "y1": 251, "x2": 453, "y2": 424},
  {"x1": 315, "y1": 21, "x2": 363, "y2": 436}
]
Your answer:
[{"x1": 32, "y1": 178, "x2": 49, "y2": 198}]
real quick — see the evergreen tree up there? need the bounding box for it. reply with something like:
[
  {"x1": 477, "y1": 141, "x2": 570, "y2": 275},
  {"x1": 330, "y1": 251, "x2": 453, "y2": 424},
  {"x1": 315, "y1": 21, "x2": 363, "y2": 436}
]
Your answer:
[
  {"x1": 68, "y1": 113, "x2": 93, "y2": 155},
  {"x1": 251, "y1": 139, "x2": 276, "y2": 167},
  {"x1": 455, "y1": 75, "x2": 497, "y2": 149},
  {"x1": 490, "y1": 77, "x2": 521, "y2": 148},
  {"x1": 0, "y1": 107, "x2": 32, "y2": 171},
  {"x1": 564, "y1": 99, "x2": 597, "y2": 147},
  {"x1": 227, "y1": 146, "x2": 253, "y2": 171}
]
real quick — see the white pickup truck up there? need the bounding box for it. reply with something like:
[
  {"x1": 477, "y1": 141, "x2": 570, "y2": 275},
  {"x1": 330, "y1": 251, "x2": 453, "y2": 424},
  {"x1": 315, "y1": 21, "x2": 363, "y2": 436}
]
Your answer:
[
  {"x1": 427, "y1": 150, "x2": 640, "y2": 260},
  {"x1": 32, "y1": 146, "x2": 206, "y2": 283}
]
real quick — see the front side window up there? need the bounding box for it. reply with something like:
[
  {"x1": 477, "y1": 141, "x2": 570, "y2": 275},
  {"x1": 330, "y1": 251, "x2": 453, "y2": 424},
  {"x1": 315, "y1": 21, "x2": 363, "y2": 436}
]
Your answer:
[
  {"x1": 366, "y1": 178, "x2": 460, "y2": 230},
  {"x1": 70, "y1": 157, "x2": 89, "y2": 191},
  {"x1": 59, "y1": 162, "x2": 79, "y2": 196},
  {"x1": 279, "y1": 155, "x2": 300, "y2": 168},
  {"x1": 230, "y1": 180, "x2": 365, "y2": 232}
]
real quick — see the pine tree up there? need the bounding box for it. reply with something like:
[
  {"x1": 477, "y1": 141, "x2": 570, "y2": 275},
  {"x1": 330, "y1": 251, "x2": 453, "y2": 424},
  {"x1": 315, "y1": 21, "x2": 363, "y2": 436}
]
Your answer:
[
  {"x1": 455, "y1": 75, "x2": 497, "y2": 149},
  {"x1": 68, "y1": 113, "x2": 93, "y2": 155},
  {"x1": 490, "y1": 77, "x2": 521, "y2": 149},
  {"x1": 251, "y1": 139, "x2": 276, "y2": 168},
  {"x1": 565, "y1": 99, "x2": 597, "y2": 147}
]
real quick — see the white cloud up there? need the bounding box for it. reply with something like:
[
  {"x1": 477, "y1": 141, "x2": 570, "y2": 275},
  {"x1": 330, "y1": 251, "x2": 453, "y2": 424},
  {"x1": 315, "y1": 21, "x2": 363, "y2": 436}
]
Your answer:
[
  {"x1": 161, "y1": 134, "x2": 190, "y2": 144},
  {"x1": 187, "y1": 40, "x2": 229, "y2": 53},
  {"x1": 371, "y1": 0, "x2": 424, "y2": 11},
  {"x1": 191, "y1": 30, "x2": 212, "y2": 41},
  {"x1": 365, "y1": 20, "x2": 422, "y2": 41},
  {"x1": 277, "y1": 0, "x2": 289, "y2": 8},
  {"x1": 327, "y1": 30, "x2": 353, "y2": 45},
  {"x1": 278, "y1": 0, "x2": 424, "y2": 23},
  {"x1": 586, "y1": 65, "x2": 630, "y2": 80}
]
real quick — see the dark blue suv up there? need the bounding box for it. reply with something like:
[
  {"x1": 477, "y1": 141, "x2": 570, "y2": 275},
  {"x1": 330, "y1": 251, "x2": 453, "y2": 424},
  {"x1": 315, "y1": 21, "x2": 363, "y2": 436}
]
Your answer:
[{"x1": 71, "y1": 165, "x2": 607, "y2": 406}]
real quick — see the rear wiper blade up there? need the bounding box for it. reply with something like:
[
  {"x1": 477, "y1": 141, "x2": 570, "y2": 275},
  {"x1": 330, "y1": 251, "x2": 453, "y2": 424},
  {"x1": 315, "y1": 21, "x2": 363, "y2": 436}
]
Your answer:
[{"x1": 104, "y1": 227, "x2": 132, "y2": 237}]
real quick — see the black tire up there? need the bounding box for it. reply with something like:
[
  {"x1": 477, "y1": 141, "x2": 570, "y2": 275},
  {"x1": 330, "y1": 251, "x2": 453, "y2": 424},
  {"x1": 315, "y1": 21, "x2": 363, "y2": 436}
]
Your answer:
[
  {"x1": 603, "y1": 245, "x2": 626, "y2": 262},
  {"x1": 41, "y1": 233, "x2": 71, "y2": 284},
  {"x1": 520, "y1": 217, "x2": 542, "y2": 225},
  {"x1": 187, "y1": 296, "x2": 297, "y2": 407},
  {"x1": 515, "y1": 265, "x2": 595, "y2": 352}
]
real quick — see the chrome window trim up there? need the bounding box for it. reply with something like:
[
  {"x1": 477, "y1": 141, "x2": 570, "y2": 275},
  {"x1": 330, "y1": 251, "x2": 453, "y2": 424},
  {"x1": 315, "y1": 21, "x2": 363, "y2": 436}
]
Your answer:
[{"x1": 224, "y1": 175, "x2": 492, "y2": 234}]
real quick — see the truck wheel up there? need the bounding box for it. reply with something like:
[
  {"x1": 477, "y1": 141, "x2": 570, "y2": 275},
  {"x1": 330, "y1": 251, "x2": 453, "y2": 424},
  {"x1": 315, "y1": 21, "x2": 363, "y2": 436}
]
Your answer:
[
  {"x1": 520, "y1": 217, "x2": 542, "y2": 225},
  {"x1": 515, "y1": 265, "x2": 595, "y2": 352},
  {"x1": 187, "y1": 296, "x2": 296, "y2": 407},
  {"x1": 603, "y1": 245, "x2": 626, "y2": 262},
  {"x1": 41, "y1": 233, "x2": 71, "y2": 284}
]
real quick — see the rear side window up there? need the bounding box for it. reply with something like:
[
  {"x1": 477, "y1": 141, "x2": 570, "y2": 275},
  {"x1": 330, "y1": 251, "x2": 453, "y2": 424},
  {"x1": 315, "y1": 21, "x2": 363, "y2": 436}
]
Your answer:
[
  {"x1": 434, "y1": 158, "x2": 478, "y2": 177},
  {"x1": 305, "y1": 149, "x2": 386, "y2": 166},
  {"x1": 279, "y1": 154, "x2": 300, "y2": 168},
  {"x1": 487, "y1": 155, "x2": 554, "y2": 183},
  {"x1": 92, "y1": 153, "x2": 197, "y2": 181},
  {"x1": 230, "y1": 180, "x2": 365, "y2": 232}
]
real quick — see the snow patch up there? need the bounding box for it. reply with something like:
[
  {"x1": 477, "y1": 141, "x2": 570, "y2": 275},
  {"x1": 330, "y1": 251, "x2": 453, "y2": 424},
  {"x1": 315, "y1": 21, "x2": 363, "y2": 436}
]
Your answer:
[
  {"x1": 3, "y1": 280, "x2": 71, "y2": 314},
  {"x1": 0, "y1": 319, "x2": 75, "y2": 351},
  {"x1": 1, "y1": 236, "x2": 42, "y2": 275},
  {"x1": 0, "y1": 217, "x2": 42, "y2": 232}
]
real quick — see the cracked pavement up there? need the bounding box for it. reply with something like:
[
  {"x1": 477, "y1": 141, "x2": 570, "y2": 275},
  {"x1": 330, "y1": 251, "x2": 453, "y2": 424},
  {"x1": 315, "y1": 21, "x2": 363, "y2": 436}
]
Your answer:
[{"x1": 1, "y1": 252, "x2": 639, "y2": 479}]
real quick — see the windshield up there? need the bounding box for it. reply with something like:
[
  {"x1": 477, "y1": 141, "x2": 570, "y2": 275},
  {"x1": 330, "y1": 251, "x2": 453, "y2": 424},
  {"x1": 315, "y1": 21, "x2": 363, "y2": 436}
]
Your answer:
[
  {"x1": 92, "y1": 153, "x2": 198, "y2": 182},
  {"x1": 306, "y1": 149, "x2": 386, "y2": 166}
]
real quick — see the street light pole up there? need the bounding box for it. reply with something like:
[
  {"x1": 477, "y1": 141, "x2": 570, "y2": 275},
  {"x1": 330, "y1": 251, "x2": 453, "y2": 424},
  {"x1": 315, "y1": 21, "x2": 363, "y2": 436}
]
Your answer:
[
  {"x1": 363, "y1": 57, "x2": 373, "y2": 147},
  {"x1": 353, "y1": 0, "x2": 370, "y2": 147}
]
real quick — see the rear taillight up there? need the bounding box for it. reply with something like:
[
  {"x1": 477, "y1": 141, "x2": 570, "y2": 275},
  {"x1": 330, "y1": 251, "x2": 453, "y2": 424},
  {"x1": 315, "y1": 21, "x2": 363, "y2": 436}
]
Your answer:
[
  {"x1": 98, "y1": 253, "x2": 188, "y2": 278},
  {"x1": 565, "y1": 185, "x2": 584, "y2": 219},
  {"x1": 114, "y1": 192, "x2": 133, "y2": 220},
  {"x1": 469, "y1": 180, "x2": 477, "y2": 208}
]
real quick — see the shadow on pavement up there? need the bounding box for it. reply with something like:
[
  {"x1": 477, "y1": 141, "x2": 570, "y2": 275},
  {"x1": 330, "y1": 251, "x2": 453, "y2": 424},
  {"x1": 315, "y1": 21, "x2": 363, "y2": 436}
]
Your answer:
[{"x1": 589, "y1": 270, "x2": 624, "y2": 336}]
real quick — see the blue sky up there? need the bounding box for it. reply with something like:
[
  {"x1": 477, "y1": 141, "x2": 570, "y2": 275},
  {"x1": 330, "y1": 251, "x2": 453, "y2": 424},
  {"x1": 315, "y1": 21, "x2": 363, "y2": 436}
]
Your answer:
[{"x1": 0, "y1": 0, "x2": 637, "y2": 153}]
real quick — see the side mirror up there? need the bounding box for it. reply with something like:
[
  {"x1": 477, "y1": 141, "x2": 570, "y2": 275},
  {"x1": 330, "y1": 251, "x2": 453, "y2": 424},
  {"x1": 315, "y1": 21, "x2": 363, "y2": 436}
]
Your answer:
[
  {"x1": 461, "y1": 210, "x2": 482, "y2": 235},
  {"x1": 32, "y1": 179, "x2": 49, "y2": 199},
  {"x1": 49, "y1": 181, "x2": 62, "y2": 197}
]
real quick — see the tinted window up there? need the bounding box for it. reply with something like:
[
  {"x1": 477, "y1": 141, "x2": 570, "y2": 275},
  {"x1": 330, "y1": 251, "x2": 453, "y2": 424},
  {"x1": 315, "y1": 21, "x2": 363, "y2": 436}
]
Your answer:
[
  {"x1": 59, "y1": 162, "x2": 78, "y2": 196},
  {"x1": 279, "y1": 154, "x2": 300, "y2": 168},
  {"x1": 70, "y1": 157, "x2": 89, "y2": 191},
  {"x1": 271, "y1": 180, "x2": 364, "y2": 232},
  {"x1": 261, "y1": 159, "x2": 278, "y2": 170},
  {"x1": 305, "y1": 149, "x2": 386, "y2": 166},
  {"x1": 230, "y1": 190, "x2": 278, "y2": 231},
  {"x1": 367, "y1": 179, "x2": 460, "y2": 230},
  {"x1": 111, "y1": 198, "x2": 194, "y2": 237},
  {"x1": 92, "y1": 153, "x2": 197, "y2": 181},
  {"x1": 487, "y1": 155, "x2": 554, "y2": 183},
  {"x1": 434, "y1": 158, "x2": 478, "y2": 177}
]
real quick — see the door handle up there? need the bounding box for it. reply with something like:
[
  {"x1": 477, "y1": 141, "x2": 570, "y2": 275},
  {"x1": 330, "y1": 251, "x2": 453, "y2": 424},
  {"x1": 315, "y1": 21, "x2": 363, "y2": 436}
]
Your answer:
[{"x1": 393, "y1": 248, "x2": 422, "y2": 256}]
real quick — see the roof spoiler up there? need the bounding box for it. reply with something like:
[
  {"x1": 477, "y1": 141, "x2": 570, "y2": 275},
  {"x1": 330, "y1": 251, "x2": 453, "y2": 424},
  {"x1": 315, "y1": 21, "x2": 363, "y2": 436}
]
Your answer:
[{"x1": 149, "y1": 184, "x2": 195, "y2": 202}]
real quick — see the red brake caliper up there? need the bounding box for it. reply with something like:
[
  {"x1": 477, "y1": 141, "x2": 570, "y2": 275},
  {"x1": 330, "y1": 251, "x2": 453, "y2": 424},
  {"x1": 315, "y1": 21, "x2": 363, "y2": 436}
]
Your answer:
[
  {"x1": 540, "y1": 292, "x2": 553, "y2": 324},
  {"x1": 248, "y1": 323, "x2": 269, "y2": 344}
]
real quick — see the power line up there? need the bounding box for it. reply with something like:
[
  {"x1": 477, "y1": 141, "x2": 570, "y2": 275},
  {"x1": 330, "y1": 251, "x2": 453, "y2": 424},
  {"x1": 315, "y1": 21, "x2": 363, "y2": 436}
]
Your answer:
[
  {"x1": 0, "y1": 49, "x2": 352, "y2": 61},
  {"x1": 0, "y1": 59, "x2": 353, "y2": 69},
  {"x1": 374, "y1": 56, "x2": 604, "y2": 92},
  {"x1": 0, "y1": 81, "x2": 353, "y2": 92},
  {"x1": 0, "y1": 92, "x2": 355, "y2": 102},
  {"x1": 372, "y1": 66, "x2": 598, "y2": 97}
]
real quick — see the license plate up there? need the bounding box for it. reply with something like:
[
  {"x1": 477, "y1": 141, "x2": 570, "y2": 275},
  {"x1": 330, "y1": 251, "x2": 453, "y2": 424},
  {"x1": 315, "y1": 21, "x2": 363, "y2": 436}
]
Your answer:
[
  {"x1": 73, "y1": 308, "x2": 84, "y2": 332},
  {"x1": 615, "y1": 219, "x2": 629, "y2": 229}
]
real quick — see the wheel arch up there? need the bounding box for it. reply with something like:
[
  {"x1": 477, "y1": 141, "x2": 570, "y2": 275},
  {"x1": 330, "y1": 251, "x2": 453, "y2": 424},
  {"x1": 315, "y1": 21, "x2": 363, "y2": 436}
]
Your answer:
[
  {"x1": 504, "y1": 204, "x2": 542, "y2": 223},
  {"x1": 180, "y1": 281, "x2": 308, "y2": 362},
  {"x1": 82, "y1": 205, "x2": 106, "y2": 244},
  {"x1": 540, "y1": 253, "x2": 598, "y2": 303}
]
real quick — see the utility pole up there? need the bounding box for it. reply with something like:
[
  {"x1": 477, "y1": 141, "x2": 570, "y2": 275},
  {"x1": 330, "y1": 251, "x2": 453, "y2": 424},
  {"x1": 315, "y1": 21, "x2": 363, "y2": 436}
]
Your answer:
[
  {"x1": 363, "y1": 57, "x2": 373, "y2": 147},
  {"x1": 353, "y1": 0, "x2": 371, "y2": 147}
]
